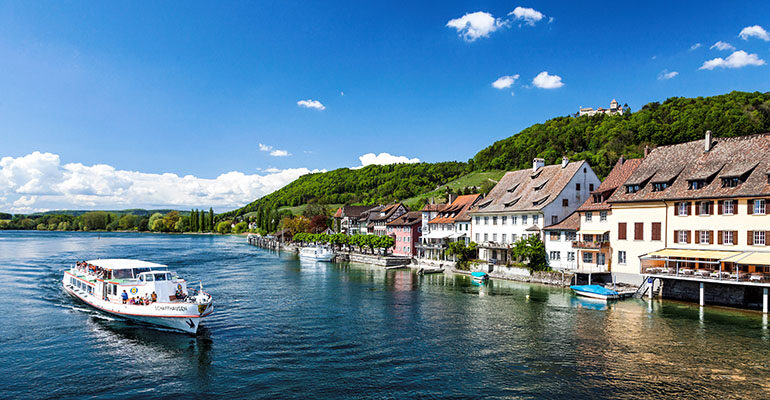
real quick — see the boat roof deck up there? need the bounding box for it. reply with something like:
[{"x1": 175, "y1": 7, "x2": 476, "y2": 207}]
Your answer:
[{"x1": 85, "y1": 258, "x2": 168, "y2": 271}]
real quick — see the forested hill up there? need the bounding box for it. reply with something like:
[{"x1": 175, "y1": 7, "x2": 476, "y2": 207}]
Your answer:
[
  {"x1": 471, "y1": 91, "x2": 770, "y2": 178},
  {"x1": 221, "y1": 162, "x2": 468, "y2": 218},
  {"x1": 226, "y1": 90, "x2": 770, "y2": 219}
]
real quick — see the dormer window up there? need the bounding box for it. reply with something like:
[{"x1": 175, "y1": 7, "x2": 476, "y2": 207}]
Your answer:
[
  {"x1": 534, "y1": 181, "x2": 548, "y2": 191},
  {"x1": 507, "y1": 184, "x2": 520, "y2": 193},
  {"x1": 688, "y1": 180, "x2": 706, "y2": 190},
  {"x1": 626, "y1": 184, "x2": 640, "y2": 194},
  {"x1": 652, "y1": 182, "x2": 669, "y2": 192},
  {"x1": 722, "y1": 177, "x2": 740, "y2": 188},
  {"x1": 593, "y1": 194, "x2": 602, "y2": 203}
]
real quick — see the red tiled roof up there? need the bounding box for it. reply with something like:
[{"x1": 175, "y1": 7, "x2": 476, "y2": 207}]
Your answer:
[
  {"x1": 387, "y1": 211, "x2": 422, "y2": 226},
  {"x1": 543, "y1": 211, "x2": 580, "y2": 231},
  {"x1": 577, "y1": 158, "x2": 643, "y2": 211},
  {"x1": 428, "y1": 194, "x2": 481, "y2": 224}
]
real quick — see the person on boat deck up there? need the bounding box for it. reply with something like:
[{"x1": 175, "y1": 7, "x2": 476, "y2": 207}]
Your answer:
[
  {"x1": 121, "y1": 290, "x2": 128, "y2": 304},
  {"x1": 128, "y1": 297, "x2": 134, "y2": 305},
  {"x1": 151, "y1": 291, "x2": 157, "y2": 303}
]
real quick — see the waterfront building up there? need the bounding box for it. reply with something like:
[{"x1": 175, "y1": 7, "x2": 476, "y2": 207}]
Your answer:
[
  {"x1": 579, "y1": 99, "x2": 624, "y2": 117},
  {"x1": 417, "y1": 194, "x2": 481, "y2": 261},
  {"x1": 542, "y1": 212, "x2": 579, "y2": 270},
  {"x1": 469, "y1": 157, "x2": 600, "y2": 265},
  {"x1": 363, "y1": 203, "x2": 407, "y2": 236},
  {"x1": 386, "y1": 211, "x2": 422, "y2": 257},
  {"x1": 332, "y1": 205, "x2": 371, "y2": 235},
  {"x1": 607, "y1": 132, "x2": 770, "y2": 299},
  {"x1": 420, "y1": 201, "x2": 447, "y2": 236},
  {"x1": 574, "y1": 157, "x2": 643, "y2": 273}
]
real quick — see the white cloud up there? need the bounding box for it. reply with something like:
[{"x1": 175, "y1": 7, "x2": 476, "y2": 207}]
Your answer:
[
  {"x1": 739, "y1": 25, "x2": 770, "y2": 41},
  {"x1": 269, "y1": 149, "x2": 290, "y2": 157},
  {"x1": 353, "y1": 153, "x2": 420, "y2": 169},
  {"x1": 710, "y1": 41, "x2": 735, "y2": 51},
  {"x1": 508, "y1": 6, "x2": 545, "y2": 26},
  {"x1": 532, "y1": 71, "x2": 564, "y2": 89},
  {"x1": 0, "y1": 151, "x2": 322, "y2": 213},
  {"x1": 689, "y1": 43, "x2": 702, "y2": 51},
  {"x1": 492, "y1": 74, "x2": 519, "y2": 89},
  {"x1": 297, "y1": 99, "x2": 325, "y2": 110},
  {"x1": 259, "y1": 143, "x2": 291, "y2": 157},
  {"x1": 657, "y1": 69, "x2": 679, "y2": 80},
  {"x1": 699, "y1": 50, "x2": 766, "y2": 70},
  {"x1": 446, "y1": 11, "x2": 506, "y2": 42}
]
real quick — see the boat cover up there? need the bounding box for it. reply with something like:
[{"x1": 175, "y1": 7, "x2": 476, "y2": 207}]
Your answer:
[
  {"x1": 570, "y1": 285, "x2": 618, "y2": 296},
  {"x1": 471, "y1": 272, "x2": 488, "y2": 278}
]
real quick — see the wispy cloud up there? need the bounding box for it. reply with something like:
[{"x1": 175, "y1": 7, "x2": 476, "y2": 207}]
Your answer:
[
  {"x1": 259, "y1": 143, "x2": 291, "y2": 157},
  {"x1": 739, "y1": 25, "x2": 770, "y2": 41},
  {"x1": 297, "y1": 99, "x2": 325, "y2": 110},
  {"x1": 352, "y1": 153, "x2": 420, "y2": 169},
  {"x1": 710, "y1": 41, "x2": 735, "y2": 51},
  {"x1": 532, "y1": 71, "x2": 564, "y2": 89},
  {"x1": 0, "y1": 151, "x2": 321, "y2": 213},
  {"x1": 657, "y1": 69, "x2": 679, "y2": 80},
  {"x1": 446, "y1": 6, "x2": 546, "y2": 42},
  {"x1": 699, "y1": 50, "x2": 766, "y2": 70},
  {"x1": 492, "y1": 74, "x2": 519, "y2": 89},
  {"x1": 508, "y1": 7, "x2": 545, "y2": 26},
  {"x1": 689, "y1": 43, "x2": 702, "y2": 51}
]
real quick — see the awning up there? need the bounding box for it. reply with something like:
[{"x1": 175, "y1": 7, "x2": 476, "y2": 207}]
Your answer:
[
  {"x1": 644, "y1": 248, "x2": 742, "y2": 260},
  {"x1": 448, "y1": 232, "x2": 467, "y2": 239},
  {"x1": 579, "y1": 230, "x2": 609, "y2": 235},
  {"x1": 721, "y1": 252, "x2": 770, "y2": 266},
  {"x1": 422, "y1": 231, "x2": 452, "y2": 239}
]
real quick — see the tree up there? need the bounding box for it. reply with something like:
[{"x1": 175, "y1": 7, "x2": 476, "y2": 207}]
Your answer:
[
  {"x1": 209, "y1": 207, "x2": 215, "y2": 231},
  {"x1": 198, "y1": 211, "x2": 205, "y2": 232},
  {"x1": 190, "y1": 209, "x2": 197, "y2": 232},
  {"x1": 118, "y1": 214, "x2": 138, "y2": 230},
  {"x1": 175, "y1": 216, "x2": 190, "y2": 232},
  {"x1": 82, "y1": 211, "x2": 109, "y2": 230},
  {"x1": 446, "y1": 241, "x2": 478, "y2": 270},
  {"x1": 310, "y1": 214, "x2": 330, "y2": 233},
  {"x1": 511, "y1": 235, "x2": 548, "y2": 271},
  {"x1": 216, "y1": 220, "x2": 232, "y2": 234},
  {"x1": 233, "y1": 221, "x2": 248, "y2": 234},
  {"x1": 148, "y1": 213, "x2": 165, "y2": 232}
]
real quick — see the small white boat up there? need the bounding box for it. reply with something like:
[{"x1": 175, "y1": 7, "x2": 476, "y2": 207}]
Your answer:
[
  {"x1": 62, "y1": 259, "x2": 213, "y2": 334},
  {"x1": 299, "y1": 246, "x2": 335, "y2": 262}
]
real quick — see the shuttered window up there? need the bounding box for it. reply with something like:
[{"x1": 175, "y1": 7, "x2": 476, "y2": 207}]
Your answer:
[
  {"x1": 651, "y1": 222, "x2": 661, "y2": 241},
  {"x1": 634, "y1": 223, "x2": 643, "y2": 240},
  {"x1": 618, "y1": 223, "x2": 627, "y2": 240}
]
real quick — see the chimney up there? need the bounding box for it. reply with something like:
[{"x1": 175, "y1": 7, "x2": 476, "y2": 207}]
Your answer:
[
  {"x1": 447, "y1": 193, "x2": 456, "y2": 204},
  {"x1": 561, "y1": 156, "x2": 569, "y2": 168},
  {"x1": 704, "y1": 130, "x2": 712, "y2": 152},
  {"x1": 619, "y1": 155, "x2": 625, "y2": 165},
  {"x1": 644, "y1": 145, "x2": 650, "y2": 157},
  {"x1": 533, "y1": 158, "x2": 545, "y2": 172}
]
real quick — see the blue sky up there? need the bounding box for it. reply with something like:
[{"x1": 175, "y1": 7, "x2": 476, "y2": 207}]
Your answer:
[{"x1": 1, "y1": 1, "x2": 769, "y2": 212}]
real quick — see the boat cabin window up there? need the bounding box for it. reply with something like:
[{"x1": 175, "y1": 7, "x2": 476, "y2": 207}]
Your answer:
[
  {"x1": 112, "y1": 269, "x2": 133, "y2": 279},
  {"x1": 139, "y1": 273, "x2": 154, "y2": 282},
  {"x1": 154, "y1": 272, "x2": 170, "y2": 281},
  {"x1": 132, "y1": 268, "x2": 152, "y2": 278}
]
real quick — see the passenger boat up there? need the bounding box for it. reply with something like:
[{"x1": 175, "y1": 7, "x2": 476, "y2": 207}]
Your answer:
[
  {"x1": 570, "y1": 284, "x2": 619, "y2": 300},
  {"x1": 62, "y1": 259, "x2": 213, "y2": 334},
  {"x1": 299, "y1": 246, "x2": 335, "y2": 262}
]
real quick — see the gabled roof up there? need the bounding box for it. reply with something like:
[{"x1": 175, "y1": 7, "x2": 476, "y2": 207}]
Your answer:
[
  {"x1": 608, "y1": 133, "x2": 770, "y2": 203},
  {"x1": 428, "y1": 194, "x2": 482, "y2": 224},
  {"x1": 421, "y1": 203, "x2": 447, "y2": 212},
  {"x1": 469, "y1": 161, "x2": 588, "y2": 214},
  {"x1": 387, "y1": 211, "x2": 422, "y2": 226},
  {"x1": 543, "y1": 211, "x2": 580, "y2": 231},
  {"x1": 578, "y1": 157, "x2": 643, "y2": 211},
  {"x1": 369, "y1": 203, "x2": 406, "y2": 221}
]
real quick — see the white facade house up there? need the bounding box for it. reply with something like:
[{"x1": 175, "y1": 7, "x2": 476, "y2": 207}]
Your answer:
[
  {"x1": 579, "y1": 99, "x2": 623, "y2": 117},
  {"x1": 468, "y1": 157, "x2": 601, "y2": 264},
  {"x1": 417, "y1": 194, "x2": 481, "y2": 261},
  {"x1": 543, "y1": 212, "x2": 579, "y2": 270}
]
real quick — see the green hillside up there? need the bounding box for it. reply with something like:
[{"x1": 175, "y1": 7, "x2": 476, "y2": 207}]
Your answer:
[
  {"x1": 227, "y1": 91, "x2": 770, "y2": 223},
  {"x1": 401, "y1": 170, "x2": 505, "y2": 209},
  {"x1": 471, "y1": 91, "x2": 770, "y2": 178}
]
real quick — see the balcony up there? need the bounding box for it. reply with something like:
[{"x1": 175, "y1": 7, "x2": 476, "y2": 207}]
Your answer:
[{"x1": 572, "y1": 241, "x2": 610, "y2": 250}]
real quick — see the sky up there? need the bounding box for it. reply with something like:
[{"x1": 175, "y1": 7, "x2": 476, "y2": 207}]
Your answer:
[{"x1": 1, "y1": 1, "x2": 770, "y2": 213}]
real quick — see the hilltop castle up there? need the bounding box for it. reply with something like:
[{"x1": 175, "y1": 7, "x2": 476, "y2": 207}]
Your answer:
[{"x1": 579, "y1": 99, "x2": 623, "y2": 117}]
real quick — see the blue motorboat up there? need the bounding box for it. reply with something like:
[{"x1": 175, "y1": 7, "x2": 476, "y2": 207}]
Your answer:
[
  {"x1": 570, "y1": 284, "x2": 619, "y2": 300},
  {"x1": 471, "y1": 271, "x2": 489, "y2": 283}
]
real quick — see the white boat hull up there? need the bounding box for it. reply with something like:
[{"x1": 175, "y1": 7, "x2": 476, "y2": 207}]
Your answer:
[
  {"x1": 299, "y1": 247, "x2": 335, "y2": 262},
  {"x1": 63, "y1": 282, "x2": 212, "y2": 334},
  {"x1": 572, "y1": 290, "x2": 618, "y2": 301}
]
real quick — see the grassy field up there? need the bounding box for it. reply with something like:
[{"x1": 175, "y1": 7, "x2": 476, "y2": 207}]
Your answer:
[
  {"x1": 242, "y1": 203, "x2": 345, "y2": 218},
  {"x1": 401, "y1": 170, "x2": 505, "y2": 209}
]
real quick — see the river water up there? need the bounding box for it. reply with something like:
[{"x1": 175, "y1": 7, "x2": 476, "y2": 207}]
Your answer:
[{"x1": 0, "y1": 231, "x2": 769, "y2": 399}]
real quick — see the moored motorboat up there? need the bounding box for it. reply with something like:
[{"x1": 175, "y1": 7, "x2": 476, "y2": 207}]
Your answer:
[
  {"x1": 62, "y1": 259, "x2": 213, "y2": 334},
  {"x1": 471, "y1": 271, "x2": 489, "y2": 283},
  {"x1": 299, "y1": 246, "x2": 335, "y2": 262},
  {"x1": 570, "y1": 284, "x2": 619, "y2": 300}
]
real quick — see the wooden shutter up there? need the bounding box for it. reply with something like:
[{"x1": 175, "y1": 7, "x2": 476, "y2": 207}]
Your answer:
[
  {"x1": 733, "y1": 231, "x2": 738, "y2": 245},
  {"x1": 709, "y1": 201, "x2": 714, "y2": 215},
  {"x1": 767, "y1": 231, "x2": 770, "y2": 246},
  {"x1": 694, "y1": 230, "x2": 700, "y2": 244},
  {"x1": 718, "y1": 200, "x2": 723, "y2": 215},
  {"x1": 734, "y1": 201, "x2": 738, "y2": 215},
  {"x1": 748, "y1": 200, "x2": 754, "y2": 215},
  {"x1": 695, "y1": 202, "x2": 700, "y2": 216},
  {"x1": 652, "y1": 222, "x2": 661, "y2": 240},
  {"x1": 688, "y1": 202, "x2": 693, "y2": 215},
  {"x1": 673, "y1": 230, "x2": 679, "y2": 243},
  {"x1": 686, "y1": 230, "x2": 691, "y2": 244},
  {"x1": 634, "y1": 223, "x2": 643, "y2": 240},
  {"x1": 709, "y1": 230, "x2": 714, "y2": 244},
  {"x1": 618, "y1": 222, "x2": 627, "y2": 240},
  {"x1": 718, "y1": 230, "x2": 723, "y2": 244},
  {"x1": 674, "y1": 203, "x2": 680, "y2": 216},
  {"x1": 748, "y1": 231, "x2": 754, "y2": 245}
]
